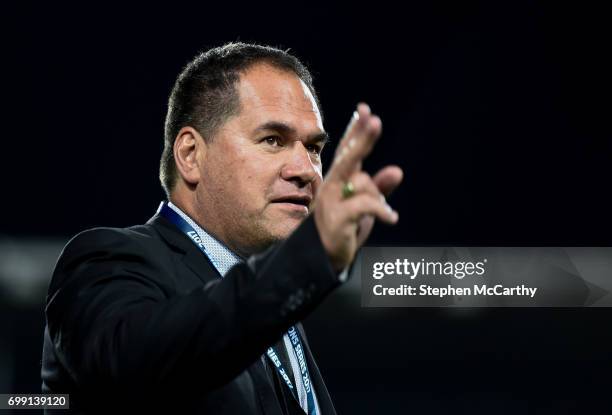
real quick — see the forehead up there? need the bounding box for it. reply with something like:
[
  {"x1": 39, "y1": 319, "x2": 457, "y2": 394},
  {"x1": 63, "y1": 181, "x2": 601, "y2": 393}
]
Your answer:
[{"x1": 235, "y1": 63, "x2": 323, "y2": 131}]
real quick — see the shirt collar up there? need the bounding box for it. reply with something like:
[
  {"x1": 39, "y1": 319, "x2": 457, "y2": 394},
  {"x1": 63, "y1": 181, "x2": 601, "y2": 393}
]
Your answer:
[{"x1": 167, "y1": 201, "x2": 242, "y2": 277}]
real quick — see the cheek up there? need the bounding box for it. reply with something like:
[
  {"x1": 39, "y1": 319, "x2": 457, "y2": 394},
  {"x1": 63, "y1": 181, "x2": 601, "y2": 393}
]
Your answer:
[
  {"x1": 233, "y1": 153, "x2": 280, "y2": 199},
  {"x1": 242, "y1": 147, "x2": 285, "y2": 177}
]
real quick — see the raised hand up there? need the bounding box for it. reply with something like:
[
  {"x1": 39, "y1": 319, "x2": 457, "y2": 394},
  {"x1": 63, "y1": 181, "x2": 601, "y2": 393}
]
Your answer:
[{"x1": 313, "y1": 103, "x2": 403, "y2": 271}]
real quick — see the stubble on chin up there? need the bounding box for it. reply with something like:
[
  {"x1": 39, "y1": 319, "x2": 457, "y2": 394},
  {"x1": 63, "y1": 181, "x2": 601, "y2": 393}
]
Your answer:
[{"x1": 240, "y1": 212, "x2": 302, "y2": 255}]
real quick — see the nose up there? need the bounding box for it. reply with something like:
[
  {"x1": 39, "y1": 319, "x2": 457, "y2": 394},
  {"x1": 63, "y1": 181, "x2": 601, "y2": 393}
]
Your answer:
[{"x1": 280, "y1": 141, "x2": 320, "y2": 187}]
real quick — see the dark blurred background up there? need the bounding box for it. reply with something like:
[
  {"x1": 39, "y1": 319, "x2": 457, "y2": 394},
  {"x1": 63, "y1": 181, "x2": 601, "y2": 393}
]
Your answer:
[{"x1": 2, "y1": 1, "x2": 611, "y2": 413}]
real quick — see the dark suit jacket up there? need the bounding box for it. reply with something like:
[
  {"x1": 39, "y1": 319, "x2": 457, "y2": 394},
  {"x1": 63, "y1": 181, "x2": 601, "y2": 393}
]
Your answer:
[{"x1": 41, "y1": 211, "x2": 341, "y2": 414}]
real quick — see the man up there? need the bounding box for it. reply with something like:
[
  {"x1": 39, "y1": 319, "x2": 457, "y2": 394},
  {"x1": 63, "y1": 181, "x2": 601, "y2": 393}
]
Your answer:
[{"x1": 41, "y1": 43, "x2": 403, "y2": 414}]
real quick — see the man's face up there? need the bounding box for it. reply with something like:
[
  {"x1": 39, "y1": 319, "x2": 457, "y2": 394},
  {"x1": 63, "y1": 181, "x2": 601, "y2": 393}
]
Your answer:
[{"x1": 196, "y1": 63, "x2": 327, "y2": 256}]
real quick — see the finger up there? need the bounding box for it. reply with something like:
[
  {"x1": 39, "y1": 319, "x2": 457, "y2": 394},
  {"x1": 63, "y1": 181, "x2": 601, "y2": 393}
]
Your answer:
[
  {"x1": 330, "y1": 115, "x2": 382, "y2": 180},
  {"x1": 342, "y1": 193, "x2": 398, "y2": 224},
  {"x1": 336, "y1": 102, "x2": 372, "y2": 154},
  {"x1": 334, "y1": 103, "x2": 370, "y2": 158},
  {"x1": 372, "y1": 165, "x2": 404, "y2": 197},
  {"x1": 332, "y1": 114, "x2": 370, "y2": 171},
  {"x1": 333, "y1": 103, "x2": 377, "y2": 163},
  {"x1": 349, "y1": 171, "x2": 384, "y2": 200},
  {"x1": 329, "y1": 105, "x2": 382, "y2": 181},
  {"x1": 331, "y1": 104, "x2": 369, "y2": 175}
]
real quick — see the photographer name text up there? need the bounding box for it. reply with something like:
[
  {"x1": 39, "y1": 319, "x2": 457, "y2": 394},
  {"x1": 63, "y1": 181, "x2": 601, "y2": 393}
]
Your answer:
[{"x1": 371, "y1": 259, "x2": 537, "y2": 298}]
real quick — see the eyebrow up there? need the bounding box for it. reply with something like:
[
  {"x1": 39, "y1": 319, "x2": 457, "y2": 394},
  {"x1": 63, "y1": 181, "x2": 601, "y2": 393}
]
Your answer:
[{"x1": 254, "y1": 121, "x2": 330, "y2": 145}]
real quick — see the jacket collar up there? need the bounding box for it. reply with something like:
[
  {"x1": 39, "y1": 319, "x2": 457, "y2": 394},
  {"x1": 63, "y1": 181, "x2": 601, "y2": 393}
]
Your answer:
[{"x1": 147, "y1": 213, "x2": 222, "y2": 284}]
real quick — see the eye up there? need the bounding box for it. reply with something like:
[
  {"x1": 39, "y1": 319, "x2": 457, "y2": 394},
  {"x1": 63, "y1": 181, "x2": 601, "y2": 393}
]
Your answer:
[
  {"x1": 306, "y1": 144, "x2": 322, "y2": 155},
  {"x1": 262, "y1": 136, "x2": 282, "y2": 147}
]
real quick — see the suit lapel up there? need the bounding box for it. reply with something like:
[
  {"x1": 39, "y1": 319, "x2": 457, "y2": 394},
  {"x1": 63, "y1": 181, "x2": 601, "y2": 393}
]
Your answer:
[
  {"x1": 147, "y1": 214, "x2": 222, "y2": 285},
  {"x1": 248, "y1": 358, "x2": 287, "y2": 415}
]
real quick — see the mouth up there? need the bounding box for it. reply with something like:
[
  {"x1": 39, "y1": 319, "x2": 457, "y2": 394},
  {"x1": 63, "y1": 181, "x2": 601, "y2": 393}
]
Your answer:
[{"x1": 270, "y1": 195, "x2": 312, "y2": 214}]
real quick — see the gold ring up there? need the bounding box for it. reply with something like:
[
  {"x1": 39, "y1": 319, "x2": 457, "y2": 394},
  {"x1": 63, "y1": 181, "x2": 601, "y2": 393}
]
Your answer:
[{"x1": 342, "y1": 181, "x2": 355, "y2": 199}]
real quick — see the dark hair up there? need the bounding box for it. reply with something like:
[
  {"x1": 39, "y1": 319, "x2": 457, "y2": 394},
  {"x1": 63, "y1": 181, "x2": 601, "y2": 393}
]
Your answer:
[{"x1": 160, "y1": 42, "x2": 321, "y2": 196}]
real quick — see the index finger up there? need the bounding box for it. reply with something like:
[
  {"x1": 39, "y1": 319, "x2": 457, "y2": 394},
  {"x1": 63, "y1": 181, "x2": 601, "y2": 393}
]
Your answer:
[{"x1": 327, "y1": 103, "x2": 383, "y2": 181}]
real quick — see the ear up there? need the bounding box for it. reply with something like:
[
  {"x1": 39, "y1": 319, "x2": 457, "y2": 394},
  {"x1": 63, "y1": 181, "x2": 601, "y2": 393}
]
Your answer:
[{"x1": 173, "y1": 126, "x2": 207, "y2": 186}]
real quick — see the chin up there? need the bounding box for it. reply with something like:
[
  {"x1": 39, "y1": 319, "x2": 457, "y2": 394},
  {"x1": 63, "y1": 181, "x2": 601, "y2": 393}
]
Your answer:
[
  {"x1": 269, "y1": 219, "x2": 302, "y2": 241},
  {"x1": 247, "y1": 213, "x2": 305, "y2": 252}
]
